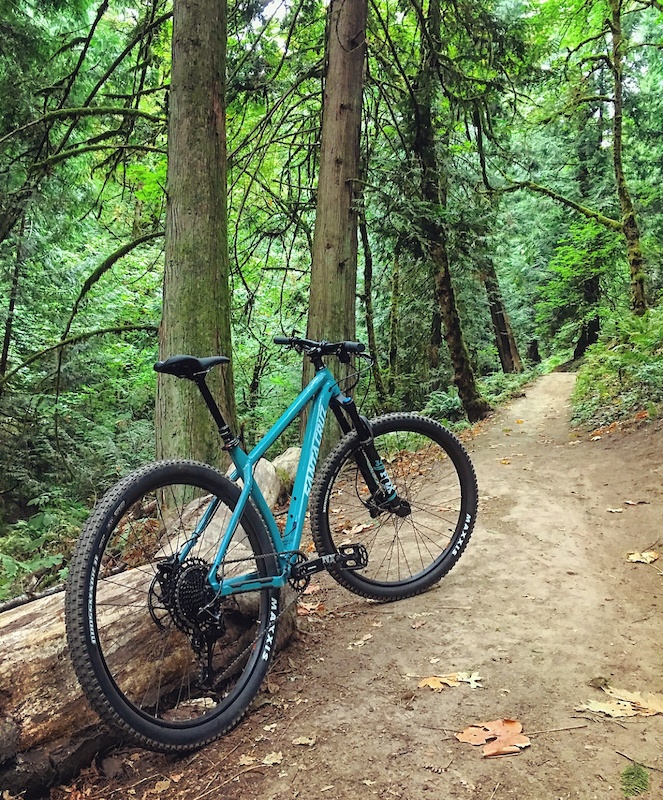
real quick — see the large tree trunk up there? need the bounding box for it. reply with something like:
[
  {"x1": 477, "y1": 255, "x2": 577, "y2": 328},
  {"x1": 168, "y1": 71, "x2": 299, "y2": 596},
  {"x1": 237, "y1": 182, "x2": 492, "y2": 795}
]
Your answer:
[
  {"x1": 156, "y1": 0, "x2": 236, "y2": 467},
  {"x1": 610, "y1": 0, "x2": 647, "y2": 316},
  {"x1": 306, "y1": 0, "x2": 367, "y2": 360}
]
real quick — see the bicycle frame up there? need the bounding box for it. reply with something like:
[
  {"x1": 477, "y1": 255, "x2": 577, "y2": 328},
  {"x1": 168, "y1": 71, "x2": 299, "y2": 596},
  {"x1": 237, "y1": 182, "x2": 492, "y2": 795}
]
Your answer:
[{"x1": 180, "y1": 365, "x2": 343, "y2": 595}]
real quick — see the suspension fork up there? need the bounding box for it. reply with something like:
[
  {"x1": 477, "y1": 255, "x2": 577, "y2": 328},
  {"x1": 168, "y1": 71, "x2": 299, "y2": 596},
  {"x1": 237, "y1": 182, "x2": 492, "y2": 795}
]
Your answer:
[{"x1": 330, "y1": 396, "x2": 408, "y2": 517}]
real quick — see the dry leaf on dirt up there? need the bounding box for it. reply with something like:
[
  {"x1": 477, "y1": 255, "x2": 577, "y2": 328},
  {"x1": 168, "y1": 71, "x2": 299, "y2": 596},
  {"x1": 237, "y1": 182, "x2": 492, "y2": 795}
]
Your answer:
[
  {"x1": 500, "y1": 459, "x2": 511, "y2": 465},
  {"x1": 604, "y1": 687, "x2": 663, "y2": 715},
  {"x1": 343, "y1": 523, "x2": 373, "y2": 536},
  {"x1": 292, "y1": 736, "x2": 316, "y2": 746},
  {"x1": 348, "y1": 633, "x2": 373, "y2": 649},
  {"x1": 418, "y1": 672, "x2": 483, "y2": 691},
  {"x1": 238, "y1": 754, "x2": 257, "y2": 766},
  {"x1": 575, "y1": 698, "x2": 638, "y2": 717},
  {"x1": 297, "y1": 600, "x2": 325, "y2": 616},
  {"x1": 455, "y1": 718, "x2": 531, "y2": 757},
  {"x1": 262, "y1": 751, "x2": 283, "y2": 765},
  {"x1": 626, "y1": 551, "x2": 659, "y2": 564},
  {"x1": 303, "y1": 583, "x2": 322, "y2": 595},
  {"x1": 152, "y1": 780, "x2": 171, "y2": 793},
  {"x1": 577, "y1": 685, "x2": 663, "y2": 717},
  {"x1": 606, "y1": 507, "x2": 623, "y2": 513}
]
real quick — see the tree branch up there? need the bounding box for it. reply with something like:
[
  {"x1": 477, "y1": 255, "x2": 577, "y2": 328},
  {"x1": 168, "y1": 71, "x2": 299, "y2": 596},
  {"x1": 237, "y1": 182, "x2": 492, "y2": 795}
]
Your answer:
[
  {"x1": 0, "y1": 108, "x2": 166, "y2": 147},
  {"x1": 0, "y1": 326, "x2": 158, "y2": 388},
  {"x1": 501, "y1": 181, "x2": 623, "y2": 231}
]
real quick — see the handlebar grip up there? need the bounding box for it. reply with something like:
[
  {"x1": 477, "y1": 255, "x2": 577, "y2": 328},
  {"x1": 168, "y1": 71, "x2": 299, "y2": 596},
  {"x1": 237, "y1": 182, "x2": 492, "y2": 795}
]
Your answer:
[
  {"x1": 343, "y1": 341, "x2": 366, "y2": 353},
  {"x1": 273, "y1": 336, "x2": 291, "y2": 345}
]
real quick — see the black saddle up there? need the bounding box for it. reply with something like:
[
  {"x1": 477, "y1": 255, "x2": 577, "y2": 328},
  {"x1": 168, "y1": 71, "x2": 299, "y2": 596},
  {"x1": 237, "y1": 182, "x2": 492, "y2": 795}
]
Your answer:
[{"x1": 153, "y1": 355, "x2": 230, "y2": 380}]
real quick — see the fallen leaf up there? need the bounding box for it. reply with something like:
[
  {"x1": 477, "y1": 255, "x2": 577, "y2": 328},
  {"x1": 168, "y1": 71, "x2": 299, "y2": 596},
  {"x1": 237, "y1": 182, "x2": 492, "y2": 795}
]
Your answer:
[
  {"x1": 575, "y1": 699, "x2": 638, "y2": 718},
  {"x1": 604, "y1": 686, "x2": 663, "y2": 716},
  {"x1": 455, "y1": 719, "x2": 530, "y2": 758},
  {"x1": 297, "y1": 600, "x2": 325, "y2": 616},
  {"x1": 345, "y1": 523, "x2": 373, "y2": 536},
  {"x1": 411, "y1": 620, "x2": 427, "y2": 629},
  {"x1": 262, "y1": 751, "x2": 283, "y2": 766},
  {"x1": 419, "y1": 675, "x2": 459, "y2": 691},
  {"x1": 238, "y1": 754, "x2": 257, "y2": 766},
  {"x1": 516, "y1": 419, "x2": 524, "y2": 424},
  {"x1": 455, "y1": 671, "x2": 484, "y2": 688},
  {"x1": 152, "y1": 781, "x2": 170, "y2": 793},
  {"x1": 626, "y1": 551, "x2": 659, "y2": 564},
  {"x1": 418, "y1": 672, "x2": 482, "y2": 691},
  {"x1": 348, "y1": 633, "x2": 373, "y2": 649},
  {"x1": 607, "y1": 507, "x2": 623, "y2": 513},
  {"x1": 500, "y1": 459, "x2": 511, "y2": 465},
  {"x1": 303, "y1": 583, "x2": 322, "y2": 595},
  {"x1": 292, "y1": 736, "x2": 316, "y2": 747},
  {"x1": 483, "y1": 732, "x2": 531, "y2": 757},
  {"x1": 263, "y1": 723, "x2": 277, "y2": 732},
  {"x1": 591, "y1": 435, "x2": 602, "y2": 441}
]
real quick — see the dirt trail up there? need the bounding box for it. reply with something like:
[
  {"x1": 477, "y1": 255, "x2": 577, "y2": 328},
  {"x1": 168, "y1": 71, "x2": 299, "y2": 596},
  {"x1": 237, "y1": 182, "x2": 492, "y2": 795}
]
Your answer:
[{"x1": 54, "y1": 374, "x2": 662, "y2": 800}]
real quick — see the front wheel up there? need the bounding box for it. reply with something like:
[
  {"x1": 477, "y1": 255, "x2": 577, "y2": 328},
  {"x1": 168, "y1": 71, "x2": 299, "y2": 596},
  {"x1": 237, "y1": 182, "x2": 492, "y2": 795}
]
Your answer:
[
  {"x1": 310, "y1": 413, "x2": 477, "y2": 601},
  {"x1": 65, "y1": 460, "x2": 280, "y2": 753}
]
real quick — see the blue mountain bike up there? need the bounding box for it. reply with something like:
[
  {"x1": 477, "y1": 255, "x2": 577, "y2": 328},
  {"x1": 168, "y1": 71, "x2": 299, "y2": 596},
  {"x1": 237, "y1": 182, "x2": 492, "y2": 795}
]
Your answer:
[{"x1": 65, "y1": 336, "x2": 477, "y2": 752}]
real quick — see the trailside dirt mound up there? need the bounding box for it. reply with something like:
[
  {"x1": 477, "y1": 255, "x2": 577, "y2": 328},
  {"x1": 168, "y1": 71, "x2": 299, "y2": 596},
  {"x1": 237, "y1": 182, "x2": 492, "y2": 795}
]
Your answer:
[{"x1": 52, "y1": 374, "x2": 662, "y2": 800}]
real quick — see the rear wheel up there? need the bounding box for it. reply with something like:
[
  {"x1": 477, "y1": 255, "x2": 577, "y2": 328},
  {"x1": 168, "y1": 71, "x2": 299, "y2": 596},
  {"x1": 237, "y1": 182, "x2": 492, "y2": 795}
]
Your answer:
[
  {"x1": 65, "y1": 460, "x2": 279, "y2": 752},
  {"x1": 310, "y1": 414, "x2": 477, "y2": 600}
]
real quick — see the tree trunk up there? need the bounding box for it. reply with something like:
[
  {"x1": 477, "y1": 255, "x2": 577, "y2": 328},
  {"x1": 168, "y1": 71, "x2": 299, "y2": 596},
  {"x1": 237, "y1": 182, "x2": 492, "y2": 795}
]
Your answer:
[
  {"x1": 387, "y1": 255, "x2": 400, "y2": 400},
  {"x1": 306, "y1": 0, "x2": 366, "y2": 361},
  {"x1": 0, "y1": 217, "x2": 25, "y2": 394},
  {"x1": 411, "y1": 0, "x2": 490, "y2": 422},
  {"x1": 156, "y1": 0, "x2": 236, "y2": 467},
  {"x1": 482, "y1": 260, "x2": 523, "y2": 373},
  {"x1": 359, "y1": 214, "x2": 387, "y2": 408},
  {"x1": 610, "y1": 0, "x2": 647, "y2": 315}
]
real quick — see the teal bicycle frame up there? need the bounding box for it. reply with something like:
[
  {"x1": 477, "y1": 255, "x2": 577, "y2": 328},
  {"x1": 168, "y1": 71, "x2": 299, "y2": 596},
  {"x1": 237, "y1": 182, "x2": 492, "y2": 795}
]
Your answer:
[{"x1": 178, "y1": 366, "x2": 343, "y2": 596}]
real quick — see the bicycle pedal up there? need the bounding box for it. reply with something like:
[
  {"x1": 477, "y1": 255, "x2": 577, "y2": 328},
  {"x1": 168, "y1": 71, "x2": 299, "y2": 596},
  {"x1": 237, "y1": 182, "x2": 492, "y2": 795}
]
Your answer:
[
  {"x1": 337, "y1": 543, "x2": 368, "y2": 570},
  {"x1": 290, "y1": 544, "x2": 368, "y2": 580}
]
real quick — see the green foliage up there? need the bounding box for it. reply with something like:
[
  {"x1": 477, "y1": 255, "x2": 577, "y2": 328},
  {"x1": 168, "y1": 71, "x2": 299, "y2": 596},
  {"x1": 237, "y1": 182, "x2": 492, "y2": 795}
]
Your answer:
[
  {"x1": 572, "y1": 307, "x2": 663, "y2": 426},
  {"x1": 620, "y1": 763, "x2": 649, "y2": 797},
  {"x1": 0, "y1": 493, "x2": 87, "y2": 601},
  {"x1": 479, "y1": 369, "x2": 539, "y2": 406},
  {"x1": 422, "y1": 386, "x2": 465, "y2": 424}
]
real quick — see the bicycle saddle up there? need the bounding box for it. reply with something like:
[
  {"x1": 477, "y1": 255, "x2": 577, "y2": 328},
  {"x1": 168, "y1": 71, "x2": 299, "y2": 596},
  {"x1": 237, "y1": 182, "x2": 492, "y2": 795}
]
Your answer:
[{"x1": 154, "y1": 355, "x2": 230, "y2": 380}]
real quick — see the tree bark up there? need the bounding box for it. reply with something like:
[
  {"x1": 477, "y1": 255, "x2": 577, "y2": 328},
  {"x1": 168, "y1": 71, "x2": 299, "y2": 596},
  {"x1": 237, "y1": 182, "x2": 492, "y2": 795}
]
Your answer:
[
  {"x1": 156, "y1": 0, "x2": 236, "y2": 467},
  {"x1": 359, "y1": 213, "x2": 387, "y2": 408},
  {"x1": 306, "y1": 0, "x2": 367, "y2": 360},
  {"x1": 411, "y1": 0, "x2": 490, "y2": 422},
  {"x1": 482, "y1": 260, "x2": 523, "y2": 373},
  {"x1": 387, "y1": 255, "x2": 401, "y2": 400}
]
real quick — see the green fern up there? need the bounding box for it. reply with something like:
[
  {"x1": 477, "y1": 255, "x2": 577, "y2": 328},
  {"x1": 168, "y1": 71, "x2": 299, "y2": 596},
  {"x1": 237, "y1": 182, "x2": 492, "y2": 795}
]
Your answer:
[{"x1": 621, "y1": 763, "x2": 649, "y2": 797}]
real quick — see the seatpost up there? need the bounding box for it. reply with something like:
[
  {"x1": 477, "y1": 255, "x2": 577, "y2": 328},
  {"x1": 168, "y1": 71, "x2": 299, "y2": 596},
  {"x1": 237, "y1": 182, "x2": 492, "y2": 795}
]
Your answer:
[{"x1": 194, "y1": 376, "x2": 240, "y2": 450}]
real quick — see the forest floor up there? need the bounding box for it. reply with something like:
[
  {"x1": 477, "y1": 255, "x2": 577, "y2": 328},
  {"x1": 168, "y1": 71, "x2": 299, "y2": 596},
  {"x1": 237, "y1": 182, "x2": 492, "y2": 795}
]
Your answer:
[{"x1": 51, "y1": 373, "x2": 663, "y2": 800}]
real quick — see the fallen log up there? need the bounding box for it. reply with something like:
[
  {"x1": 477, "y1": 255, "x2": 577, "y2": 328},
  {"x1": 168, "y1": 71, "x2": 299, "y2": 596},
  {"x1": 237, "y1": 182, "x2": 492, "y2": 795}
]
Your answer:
[{"x1": 0, "y1": 579, "x2": 296, "y2": 798}]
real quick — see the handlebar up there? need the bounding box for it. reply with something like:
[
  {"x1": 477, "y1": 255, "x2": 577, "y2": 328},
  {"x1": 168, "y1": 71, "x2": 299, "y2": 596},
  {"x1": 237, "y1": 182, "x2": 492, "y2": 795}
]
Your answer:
[{"x1": 273, "y1": 335, "x2": 367, "y2": 361}]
